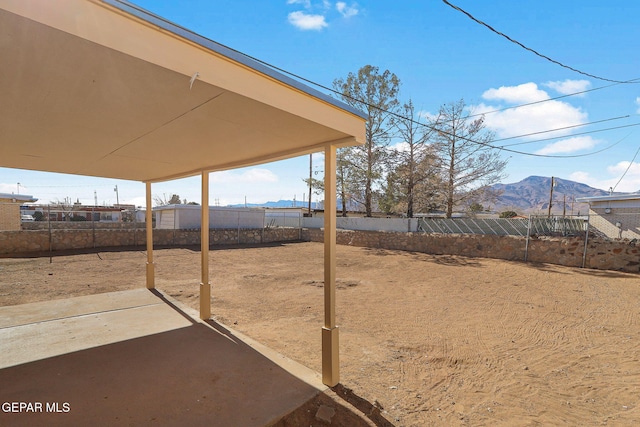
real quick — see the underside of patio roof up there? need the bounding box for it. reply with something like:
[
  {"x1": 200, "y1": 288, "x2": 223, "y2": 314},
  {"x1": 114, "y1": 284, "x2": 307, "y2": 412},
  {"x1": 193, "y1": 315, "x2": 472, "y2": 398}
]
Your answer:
[
  {"x1": 0, "y1": 0, "x2": 365, "y2": 182},
  {"x1": 0, "y1": 0, "x2": 365, "y2": 388}
]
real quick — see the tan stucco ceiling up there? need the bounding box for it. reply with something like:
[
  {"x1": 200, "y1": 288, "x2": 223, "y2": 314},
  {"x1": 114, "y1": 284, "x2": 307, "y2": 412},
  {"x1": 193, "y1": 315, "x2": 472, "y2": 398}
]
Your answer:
[{"x1": 0, "y1": 0, "x2": 365, "y2": 183}]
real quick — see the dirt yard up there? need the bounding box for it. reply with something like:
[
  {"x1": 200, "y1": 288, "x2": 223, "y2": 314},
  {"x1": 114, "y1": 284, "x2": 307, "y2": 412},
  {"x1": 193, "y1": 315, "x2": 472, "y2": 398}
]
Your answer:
[{"x1": 2, "y1": 242, "x2": 639, "y2": 426}]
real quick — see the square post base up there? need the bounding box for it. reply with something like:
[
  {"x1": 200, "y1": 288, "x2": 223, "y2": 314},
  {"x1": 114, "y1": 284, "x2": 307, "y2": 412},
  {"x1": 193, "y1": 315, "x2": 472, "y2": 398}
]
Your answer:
[
  {"x1": 145, "y1": 262, "x2": 155, "y2": 289},
  {"x1": 322, "y1": 326, "x2": 339, "y2": 386},
  {"x1": 200, "y1": 282, "x2": 211, "y2": 320}
]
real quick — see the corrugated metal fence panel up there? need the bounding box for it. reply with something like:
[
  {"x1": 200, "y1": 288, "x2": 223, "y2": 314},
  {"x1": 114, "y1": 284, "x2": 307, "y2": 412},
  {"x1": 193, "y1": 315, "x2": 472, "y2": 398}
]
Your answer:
[{"x1": 418, "y1": 217, "x2": 586, "y2": 237}]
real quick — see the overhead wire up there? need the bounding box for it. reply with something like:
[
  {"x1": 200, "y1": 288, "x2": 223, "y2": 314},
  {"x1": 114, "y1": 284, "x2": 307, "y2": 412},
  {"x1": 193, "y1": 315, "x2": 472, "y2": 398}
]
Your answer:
[
  {"x1": 118, "y1": 0, "x2": 636, "y2": 160},
  {"x1": 499, "y1": 124, "x2": 640, "y2": 148},
  {"x1": 611, "y1": 142, "x2": 640, "y2": 192},
  {"x1": 494, "y1": 117, "x2": 634, "y2": 145},
  {"x1": 442, "y1": 0, "x2": 638, "y2": 84},
  {"x1": 214, "y1": 41, "x2": 638, "y2": 159},
  {"x1": 466, "y1": 78, "x2": 640, "y2": 119}
]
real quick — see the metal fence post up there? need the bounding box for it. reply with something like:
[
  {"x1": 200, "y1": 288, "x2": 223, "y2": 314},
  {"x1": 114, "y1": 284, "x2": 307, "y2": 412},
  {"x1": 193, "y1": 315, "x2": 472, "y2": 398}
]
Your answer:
[
  {"x1": 92, "y1": 206, "x2": 96, "y2": 248},
  {"x1": 48, "y1": 204, "x2": 52, "y2": 263},
  {"x1": 582, "y1": 215, "x2": 590, "y2": 268},
  {"x1": 524, "y1": 215, "x2": 532, "y2": 262}
]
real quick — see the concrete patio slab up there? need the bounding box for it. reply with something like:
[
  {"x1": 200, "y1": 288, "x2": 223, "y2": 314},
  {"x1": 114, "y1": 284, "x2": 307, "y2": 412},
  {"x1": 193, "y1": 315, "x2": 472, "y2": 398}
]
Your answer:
[
  {"x1": 0, "y1": 289, "x2": 326, "y2": 426},
  {"x1": 0, "y1": 289, "x2": 162, "y2": 329}
]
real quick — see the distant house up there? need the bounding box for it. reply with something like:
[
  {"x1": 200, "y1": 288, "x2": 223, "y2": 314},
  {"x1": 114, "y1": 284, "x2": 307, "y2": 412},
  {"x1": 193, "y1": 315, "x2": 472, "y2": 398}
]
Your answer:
[
  {"x1": 576, "y1": 194, "x2": 640, "y2": 239},
  {"x1": 0, "y1": 193, "x2": 38, "y2": 230},
  {"x1": 21, "y1": 203, "x2": 142, "y2": 223}
]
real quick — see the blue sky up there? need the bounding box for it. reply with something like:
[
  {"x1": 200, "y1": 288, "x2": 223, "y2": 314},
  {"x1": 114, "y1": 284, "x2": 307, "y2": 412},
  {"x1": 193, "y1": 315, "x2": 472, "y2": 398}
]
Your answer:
[{"x1": 2, "y1": 0, "x2": 639, "y2": 207}]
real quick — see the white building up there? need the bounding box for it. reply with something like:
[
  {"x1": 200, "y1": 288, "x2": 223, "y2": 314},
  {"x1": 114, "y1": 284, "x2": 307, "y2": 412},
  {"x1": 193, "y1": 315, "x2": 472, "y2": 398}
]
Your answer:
[
  {"x1": 153, "y1": 205, "x2": 303, "y2": 229},
  {"x1": 576, "y1": 194, "x2": 640, "y2": 239}
]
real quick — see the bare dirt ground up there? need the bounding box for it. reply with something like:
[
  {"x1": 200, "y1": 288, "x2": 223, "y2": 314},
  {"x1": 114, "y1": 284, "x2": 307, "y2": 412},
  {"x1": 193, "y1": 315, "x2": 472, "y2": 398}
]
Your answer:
[{"x1": 2, "y1": 242, "x2": 640, "y2": 426}]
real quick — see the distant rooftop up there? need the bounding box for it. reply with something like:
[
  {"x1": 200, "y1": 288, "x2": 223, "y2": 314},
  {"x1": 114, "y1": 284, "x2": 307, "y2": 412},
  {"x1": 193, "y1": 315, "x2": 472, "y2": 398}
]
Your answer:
[
  {"x1": 576, "y1": 193, "x2": 640, "y2": 203},
  {"x1": 0, "y1": 193, "x2": 38, "y2": 203}
]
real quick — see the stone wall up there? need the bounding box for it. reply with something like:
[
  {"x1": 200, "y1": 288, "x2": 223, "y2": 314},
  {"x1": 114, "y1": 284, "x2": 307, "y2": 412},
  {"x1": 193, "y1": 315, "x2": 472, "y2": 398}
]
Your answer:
[
  {"x1": 3, "y1": 226, "x2": 639, "y2": 273},
  {"x1": 302, "y1": 228, "x2": 640, "y2": 273},
  {"x1": 0, "y1": 201, "x2": 21, "y2": 231},
  {"x1": 0, "y1": 228, "x2": 301, "y2": 255}
]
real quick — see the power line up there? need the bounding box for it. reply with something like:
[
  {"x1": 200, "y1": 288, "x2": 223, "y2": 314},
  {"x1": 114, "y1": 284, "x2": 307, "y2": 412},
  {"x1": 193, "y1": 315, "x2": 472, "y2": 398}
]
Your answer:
[
  {"x1": 500, "y1": 132, "x2": 631, "y2": 159},
  {"x1": 466, "y1": 78, "x2": 640, "y2": 119},
  {"x1": 499, "y1": 123, "x2": 640, "y2": 148},
  {"x1": 219, "y1": 43, "x2": 636, "y2": 158},
  {"x1": 109, "y1": 0, "x2": 634, "y2": 160},
  {"x1": 492, "y1": 115, "x2": 630, "y2": 144},
  {"x1": 442, "y1": 0, "x2": 638, "y2": 84},
  {"x1": 612, "y1": 143, "x2": 640, "y2": 192}
]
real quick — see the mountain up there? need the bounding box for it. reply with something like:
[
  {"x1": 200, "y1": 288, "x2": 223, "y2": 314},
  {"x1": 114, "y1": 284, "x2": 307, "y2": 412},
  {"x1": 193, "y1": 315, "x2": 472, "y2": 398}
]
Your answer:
[{"x1": 490, "y1": 176, "x2": 611, "y2": 215}]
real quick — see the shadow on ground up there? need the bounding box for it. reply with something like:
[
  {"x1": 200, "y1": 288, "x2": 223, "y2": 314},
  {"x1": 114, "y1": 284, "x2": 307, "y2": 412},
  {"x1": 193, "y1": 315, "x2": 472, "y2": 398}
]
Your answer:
[{"x1": 0, "y1": 287, "x2": 391, "y2": 426}]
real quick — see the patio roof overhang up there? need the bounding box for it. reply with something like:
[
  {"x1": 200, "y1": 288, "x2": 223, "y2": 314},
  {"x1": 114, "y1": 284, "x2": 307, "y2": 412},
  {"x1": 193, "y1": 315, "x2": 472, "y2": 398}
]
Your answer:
[
  {"x1": 0, "y1": 0, "x2": 365, "y2": 182},
  {"x1": 0, "y1": 0, "x2": 365, "y2": 387}
]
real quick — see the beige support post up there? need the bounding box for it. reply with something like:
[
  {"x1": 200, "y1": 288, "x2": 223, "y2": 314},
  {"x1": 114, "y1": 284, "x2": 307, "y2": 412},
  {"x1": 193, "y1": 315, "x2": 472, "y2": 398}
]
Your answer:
[
  {"x1": 200, "y1": 171, "x2": 211, "y2": 320},
  {"x1": 145, "y1": 182, "x2": 155, "y2": 289},
  {"x1": 322, "y1": 144, "x2": 339, "y2": 386}
]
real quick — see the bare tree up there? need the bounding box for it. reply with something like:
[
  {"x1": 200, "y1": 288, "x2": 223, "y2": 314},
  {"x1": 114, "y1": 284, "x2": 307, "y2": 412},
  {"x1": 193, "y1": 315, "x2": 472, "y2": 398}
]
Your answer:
[
  {"x1": 431, "y1": 99, "x2": 507, "y2": 218},
  {"x1": 49, "y1": 197, "x2": 74, "y2": 221},
  {"x1": 303, "y1": 149, "x2": 357, "y2": 216},
  {"x1": 382, "y1": 100, "x2": 440, "y2": 217},
  {"x1": 153, "y1": 193, "x2": 182, "y2": 206},
  {"x1": 333, "y1": 65, "x2": 400, "y2": 217}
]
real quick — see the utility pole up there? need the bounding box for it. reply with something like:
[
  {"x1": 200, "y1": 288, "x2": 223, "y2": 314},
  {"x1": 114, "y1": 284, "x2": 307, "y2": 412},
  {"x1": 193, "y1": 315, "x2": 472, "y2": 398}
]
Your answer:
[
  {"x1": 571, "y1": 195, "x2": 575, "y2": 215},
  {"x1": 114, "y1": 185, "x2": 119, "y2": 207},
  {"x1": 547, "y1": 176, "x2": 555, "y2": 218}
]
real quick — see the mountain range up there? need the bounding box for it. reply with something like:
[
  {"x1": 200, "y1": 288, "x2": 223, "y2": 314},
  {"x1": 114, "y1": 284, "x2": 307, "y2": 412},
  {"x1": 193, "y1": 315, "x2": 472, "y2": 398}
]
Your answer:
[
  {"x1": 227, "y1": 176, "x2": 626, "y2": 215},
  {"x1": 489, "y1": 176, "x2": 611, "y2": 215}
]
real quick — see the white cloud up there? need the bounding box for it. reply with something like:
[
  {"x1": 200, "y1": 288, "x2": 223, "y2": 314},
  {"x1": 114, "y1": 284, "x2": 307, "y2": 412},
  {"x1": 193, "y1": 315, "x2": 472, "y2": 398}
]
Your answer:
[
  {"x1": 0, "y1": 183, "x2": 19, "y2": 194},
  {"x1": 569, "y1": 166, "x2": 640, "y2": 193},
  {"x1": 124, "y1": 196, "x2": 147, "y2": 208},
  {"x1": 390, "y1": 142, "x2": 411, "y2": 153},
  {"x1": 535, "y1": 136, "x2": 600, "y2": 155},
  {"x1": 287, "y1": 0, "x2": 311, "y2": 7},
  {"x1": 212, "y1": 168, "x2": 279, "y2": 184},
  {"x1": 636, "y1": 97, "x2": 640, "y2": 114},
  {"x1": 544, "y1": 79, "x2": 591, "y2": 96},
  {"x1": 288, "y1": 11, "x2": 328, "y2": 30},
  {"x1": 474, "y1": 82, "x2": 588, "y2": 140},
  {"x1": 482, "y1": 82, "x2": 549, "y2": 104},
  {"x1": 476, "y1": 100, "x2": 587, "y2": 140},
  {"x1": 607, "y1": 160, "x2": 640, "y2": 177},
  {"x1": 418, "y1": 110, "x2": 437, "y2": 121},
  {"x1": 568, "y1": 171, "x2": 591, "y2": 183},
  {"x1": 336, "y1": 1, "x2": 358, "y2": 18}
]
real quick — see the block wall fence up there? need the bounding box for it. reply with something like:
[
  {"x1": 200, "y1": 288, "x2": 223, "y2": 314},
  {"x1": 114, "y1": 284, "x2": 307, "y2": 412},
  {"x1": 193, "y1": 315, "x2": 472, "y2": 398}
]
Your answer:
[{"x1": 1, "y1": 227, "x2": 639, "y2": 273}]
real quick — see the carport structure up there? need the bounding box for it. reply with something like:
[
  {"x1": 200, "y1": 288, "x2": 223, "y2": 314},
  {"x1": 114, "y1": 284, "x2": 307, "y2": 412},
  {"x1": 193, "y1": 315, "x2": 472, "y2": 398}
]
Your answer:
[{"x1": 0, "y1": 0, "x2": 365, "y2": 387}]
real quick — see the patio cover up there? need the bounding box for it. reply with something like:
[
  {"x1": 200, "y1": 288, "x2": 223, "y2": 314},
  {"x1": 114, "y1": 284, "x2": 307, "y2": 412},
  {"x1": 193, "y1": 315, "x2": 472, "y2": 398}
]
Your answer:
[{"x1": 0, "y1": 0, "x2": 365, "y2": 386}]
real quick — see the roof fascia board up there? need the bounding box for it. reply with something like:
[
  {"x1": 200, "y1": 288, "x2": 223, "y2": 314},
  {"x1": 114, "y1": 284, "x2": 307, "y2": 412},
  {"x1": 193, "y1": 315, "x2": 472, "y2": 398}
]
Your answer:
[
  {"x1": 576, "y1": 194, "x2": 640, "y2": 203},
  {"x1": 143, "y1": 136, "x2": 358, "y2": 184}
]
